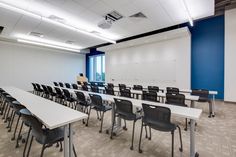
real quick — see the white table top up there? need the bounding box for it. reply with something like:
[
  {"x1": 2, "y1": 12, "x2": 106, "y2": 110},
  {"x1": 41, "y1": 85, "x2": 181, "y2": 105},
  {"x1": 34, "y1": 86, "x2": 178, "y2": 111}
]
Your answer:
[
  {"x1": 103, "y1": 83, "x2": 218, "y2": 95},
  {"x1": 2, "y1": 87, "x2": 88, "y2": 130},
  {"x1": 88, "y1": 86, "x2": 199, "y2": 101},
  {"x1": 66, "y1": 88, "x2": 202, "y2": 120}
]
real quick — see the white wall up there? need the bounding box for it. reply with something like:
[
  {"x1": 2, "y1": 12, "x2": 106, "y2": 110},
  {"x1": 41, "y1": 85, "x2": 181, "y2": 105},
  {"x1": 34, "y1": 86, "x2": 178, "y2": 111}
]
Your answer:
[
  {"x1": 225, "y1": 8, "x2": 236, "y2": 102},
  {"x1": 99, "y1": 27, "x2": 191, "y2": 89},
  {"x1": 0, "y1": 40, "x2": 85, "y2": 91}
]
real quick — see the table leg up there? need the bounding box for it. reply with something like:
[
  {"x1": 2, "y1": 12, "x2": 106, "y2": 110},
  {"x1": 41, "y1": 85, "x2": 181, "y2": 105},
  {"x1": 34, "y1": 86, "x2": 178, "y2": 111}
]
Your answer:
[
  {"x1": 69, "y1": 123, "x2": 73, "y2": 157},
  {"x1": 212, "y1": 95, "x2": 215, "y2": 117},
  {"x1": 190, "y1": 100, "x2": 194, "y2": 108},
  {"x1": 64, "y1": 125, "x2": 69, "y2": 157},
  {"x1": 190, "y1": 119, "x2": 199, "y2": 157}
]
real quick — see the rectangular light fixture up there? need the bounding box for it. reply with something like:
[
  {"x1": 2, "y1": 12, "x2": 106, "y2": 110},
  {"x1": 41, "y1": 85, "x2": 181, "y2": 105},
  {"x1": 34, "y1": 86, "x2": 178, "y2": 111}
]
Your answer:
[
  {"x1": 17, "y1": 39, "x2": 80, "y2": 52},
  {"x1": 0, "y1": 2, "x2": 117, "y2": 44},
  {"x1": 181, "y1": 0, "x2": 194, "y2": 27}
]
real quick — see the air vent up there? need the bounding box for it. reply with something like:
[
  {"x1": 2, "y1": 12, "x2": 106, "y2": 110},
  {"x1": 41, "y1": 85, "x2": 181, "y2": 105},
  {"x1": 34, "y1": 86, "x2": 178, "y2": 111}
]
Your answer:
[
  {"x1": 129, "y1": 12, "x2": 147, "y2": 18},
  {"x1": 0, "y1": 26, "x2": 4, "y2": 34},
  {"x1": 105, "y1": 10, "x2": 123, "y2": 21},
  {"x1": 29, "y1": 32, "x2": 44, "y2": 38},
  {"x1": 48, "y1": 15, "x2": 66, "y2": 23}
]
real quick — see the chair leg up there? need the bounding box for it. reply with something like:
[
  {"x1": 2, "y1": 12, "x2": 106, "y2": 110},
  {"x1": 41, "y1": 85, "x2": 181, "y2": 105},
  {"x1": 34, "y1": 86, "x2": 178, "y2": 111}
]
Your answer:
[
  {"x1": 171, "y1": 131, "x2": 174, "y2": 157},
  {"x1": 4, "y1": 105, "x2": 11, "y2": 123},
  {"x1": 8, "y1": 111, "x2": 16, "y2": 132},
  {"x1": 23, "y1": 127, "x2": 32, "y2": 157},
  {"x1": 40, "y1": 144, "x2": 46, "y2": 157},
  {"x1": 73, "y1": 144, "x2": 77, "y2": 157},
  {"x1": 26, "y1": 135, "x2": 34, "y2": 157},
  {"x1": 86, "y1": 107, "x2": 91, "y2": 127},
  {"x1": 177, "y1": 125, "x2": 183, "y2": 152},
  {"x1": 16, "y1": 121, "x2": 24, "y2": 148},
  {"x1": 59, "y1": 141, "x2": 63, "y2": 152},
  {"x1": 99, "y1": 111, "x2": 105, "y2": 133},
  {"x1": 3, "y1": 104, "x2": 9, "y2": 120},
  {"x1": 144, "y1": 125, "x2": 148, "y2": 138},
  {"x1": 6, "y1": 109, "x2": 14, "y2": 128},
  {"x1": 184, "y1": 118, "x2": 188, "y2": 131},
  {"x1": 11, "y1": 114, "x2": 21, "y2": 140},
  {"x1": 138, "y1": 122, "x2": 144, "y2": 153},
  {"x1": 110, "y1": 114, "x2": 116, "y2": 139},
  {"x1": 123, "y1": 119, "x2": 127, "y2": 130},
  {"x1": 130, "y1": 121, "x2": 136, "y2": 150},
  {"x1": 149, "y1": 126, "x2": 152, "y2": 140}
]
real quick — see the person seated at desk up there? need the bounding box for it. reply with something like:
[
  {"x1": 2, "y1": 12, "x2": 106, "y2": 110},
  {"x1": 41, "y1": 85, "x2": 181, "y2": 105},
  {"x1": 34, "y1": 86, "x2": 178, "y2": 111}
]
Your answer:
[{"x1": 77, "y1": 73, "x2": 88, "y2": 85}]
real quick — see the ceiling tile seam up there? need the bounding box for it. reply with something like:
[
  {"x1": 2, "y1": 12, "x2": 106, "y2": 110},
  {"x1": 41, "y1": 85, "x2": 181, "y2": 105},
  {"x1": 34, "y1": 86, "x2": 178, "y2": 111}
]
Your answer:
[{"x1": 156, "y1": 0, "x2": 175, "y2": 24}]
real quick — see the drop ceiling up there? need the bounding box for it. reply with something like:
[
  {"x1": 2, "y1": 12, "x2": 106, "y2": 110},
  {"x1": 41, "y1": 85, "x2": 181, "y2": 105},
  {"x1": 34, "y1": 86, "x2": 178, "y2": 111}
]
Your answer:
[{"x1": 0, "y1": 0, "x2": 215, "y2": 52}]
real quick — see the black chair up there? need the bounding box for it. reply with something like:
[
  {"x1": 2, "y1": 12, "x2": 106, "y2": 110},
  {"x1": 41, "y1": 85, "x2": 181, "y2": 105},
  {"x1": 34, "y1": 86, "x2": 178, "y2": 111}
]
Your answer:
[
  {"x1": 59, "y1": 82, "x2": 64, "y2": 87},
  {"x1": 166, "y1": 93, "x2": 188, "y2": 130},
  {"x1": 90, "y1": 82, "x2": 97, "y2": 86},
  {"x1": 133, "y1": 85, "x2": 143, "y2": 90},
  {"x1": 107, "y1": 83, "x2": 114, "y2": 88},
  {"x1": 120, "y1": 88, "x2": 132, "y2": 98},
  {"x1": 65, "y1": 83, "x2": 71, "y2": 89},
  {"x1": 191, "y1": 89, "x2": 213, "y2": 117},
  {"x1": 111, "y1": 98, "x2": 141, "y2": 150},
  {"x1": 2, "y1": 96, "x2": 17, "y2": 123},
  {"x1": 35, "y1": 84, "x2": 44, "y2": 96},
  {"x1": 166, "y1": 87, "x2": 179, "y2": 94},
  {"x1": 62, "y1": 89, "x2": 77, "y2": 109},
  {"x1": 53, "y1": 82, "x2": 59, "y2": 87},
  {"x1": 31, "y1": 83, "x2": 37, "y2": 94},
  {"x1": 41, "y1": 85, "x2": 50, "y2": 99},
  {"x1": 138, "y1": 104, "x2": 183, "y2": 157},
  {"x1": 83, "y1": 82, "x2": 88, "y2": 86},
  {"x1": 72, "y1": 84, "x2": 78, "y2": 90},
  {"x1": 54, "y1": 87, "x2": 65, "y2": 104},
  {"x1": 9, "y1": 102, "x2": 26, "y2": 141},
  {"x1": 87, "y1": 94, "x2": 112, "y2": 132},
  {"x1": 142, "y1": 90, "x2": 159, "y2": 102},
  {"x1": 148, "y1": 86, "x2": 159, "y2": 92},
  {"x1": 105, "y1": 87, "x2": 115, "y2": 95},
  {"x1": 119, "y1": 84, "x2": 126, "y2": 90},
  {"x1": 20, "y1": 109, "x2": 77, "y2": 157},
  {"x1": 75, "y1": 91, "x2": 89, "y2": 112},
  {"x1": 47, "y1": 86, "x2": 57, "y2": 100},
  {"x1": 82, "y1": 85, "x2": 88, "y2": 91},
  {"x1": 97, "y1": 82, "x2": 104, "y2": 87},
  {"x1": 91, "y1": 86, "x2": 99, "y2": 93}
]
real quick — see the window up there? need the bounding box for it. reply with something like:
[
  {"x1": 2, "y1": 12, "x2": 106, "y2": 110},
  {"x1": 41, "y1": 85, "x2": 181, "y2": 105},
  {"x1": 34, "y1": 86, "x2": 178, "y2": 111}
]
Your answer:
[{"x1": 89, "y1": 54, "x2": 105, "y2": 82}]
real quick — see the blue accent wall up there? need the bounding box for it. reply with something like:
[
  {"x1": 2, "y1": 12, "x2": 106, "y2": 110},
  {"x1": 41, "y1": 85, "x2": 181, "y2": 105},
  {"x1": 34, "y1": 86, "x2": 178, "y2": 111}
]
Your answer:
[
  {"x1": 190, "y1": 15, "x2": 225, "y2": 99},
  {"x1": 86, "y1": 48, "x2": 105, "y2": 80}
]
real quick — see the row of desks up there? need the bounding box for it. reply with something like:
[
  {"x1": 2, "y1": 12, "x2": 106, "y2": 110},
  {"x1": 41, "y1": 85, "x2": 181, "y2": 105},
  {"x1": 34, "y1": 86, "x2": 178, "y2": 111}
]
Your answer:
[
  {"x1": 55, "y1": 85, "x2": 202, "y2": 157},
  {"x1": 78, "y1": 84, "x2": 216, "y2": 117},
  {"x1": 2, "y1": 87, "x2": 87, "y2": 157}
]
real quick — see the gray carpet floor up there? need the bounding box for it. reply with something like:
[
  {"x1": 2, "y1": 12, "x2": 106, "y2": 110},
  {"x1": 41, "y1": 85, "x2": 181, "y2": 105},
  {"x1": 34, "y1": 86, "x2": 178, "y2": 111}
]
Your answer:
[{"x1": 0, "y1": 100, "x2": 236, "y2": 157}]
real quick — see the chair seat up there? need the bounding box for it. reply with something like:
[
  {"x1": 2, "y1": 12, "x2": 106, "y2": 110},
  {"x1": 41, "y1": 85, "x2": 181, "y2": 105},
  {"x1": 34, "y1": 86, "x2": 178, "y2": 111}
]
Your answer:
[
  {"x1": 78, "y1": 101, "x2": 89, "y2": 107},
  {"x1": 66, "y1": 97, "x2": 77, "y2": 102},
  {"x1": 146, "y1": 121, "x2": 176, "y2": 132},
  {"x1": 93, "y1": 105, "x2": 112, "y2": 112},
  {"x1": 198, "y1": 97, "x2": 210, "y2": 102},
  {"x1": 35, "y1": 127, "x2": 64, "y2": 145},
  {"x1": 118, "y1": 113, "x2": 142, "y2": 121}
]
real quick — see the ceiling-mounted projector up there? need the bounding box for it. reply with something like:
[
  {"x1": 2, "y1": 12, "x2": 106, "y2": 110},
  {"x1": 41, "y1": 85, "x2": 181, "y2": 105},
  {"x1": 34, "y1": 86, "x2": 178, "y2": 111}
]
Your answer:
[
  {"x1": 98, "y1": 10, "x2": 123, "y2": 29},
  {"x1": 98, "y1": 19, "x2": 112, "y2": 29}
]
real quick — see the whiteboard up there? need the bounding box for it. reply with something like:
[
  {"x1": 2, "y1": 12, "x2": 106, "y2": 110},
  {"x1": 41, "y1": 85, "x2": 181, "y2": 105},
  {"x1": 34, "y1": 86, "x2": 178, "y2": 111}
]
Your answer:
[{"x1": 107, "y1": 60, "x2": 176, "y2": 87}]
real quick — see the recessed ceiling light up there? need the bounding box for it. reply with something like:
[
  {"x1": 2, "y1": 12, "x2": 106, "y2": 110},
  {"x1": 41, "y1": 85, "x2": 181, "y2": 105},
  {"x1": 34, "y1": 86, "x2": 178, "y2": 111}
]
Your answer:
[{"x1": 15, "y1": 34, "x2": 81, "y2": 52}]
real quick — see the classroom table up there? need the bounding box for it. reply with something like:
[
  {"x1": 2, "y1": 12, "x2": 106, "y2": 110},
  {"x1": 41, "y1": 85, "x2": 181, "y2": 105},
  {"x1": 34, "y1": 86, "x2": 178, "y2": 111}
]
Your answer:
[
  {"x1": 58, "y1": 86, "x2": 202, "y2": 157},
  {"x1": 2, "y1": 87, "x2": 88, "y2": 157}
]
